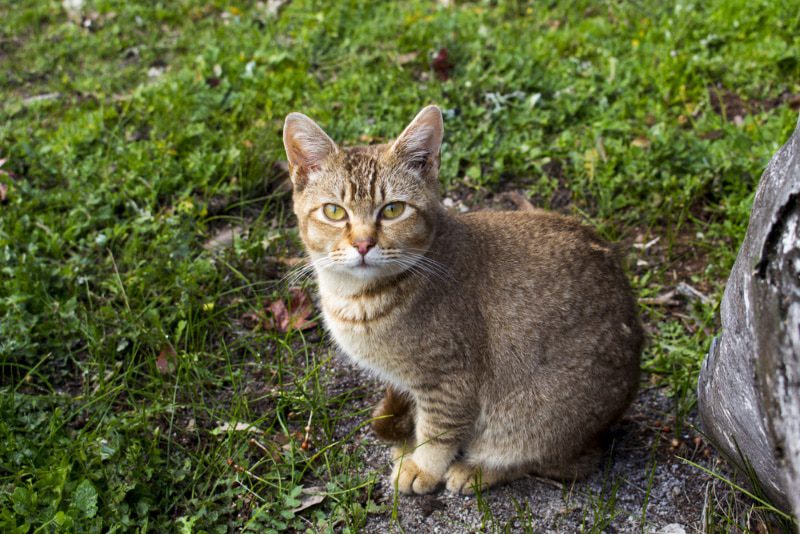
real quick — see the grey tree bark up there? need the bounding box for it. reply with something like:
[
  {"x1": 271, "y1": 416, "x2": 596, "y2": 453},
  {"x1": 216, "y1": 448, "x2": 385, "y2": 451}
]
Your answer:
[{"x1": 698, "y1": 114, "x2": 799, "y2": 518}]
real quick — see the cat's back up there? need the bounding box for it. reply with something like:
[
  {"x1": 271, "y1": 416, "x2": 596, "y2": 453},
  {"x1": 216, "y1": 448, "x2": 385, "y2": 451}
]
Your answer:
[
  {"x1": 451, "y1": 208, "x2": 625, "y2": 290},
  {"x1": 438, "y1": 208, "x2": 642, "y2": 370}
]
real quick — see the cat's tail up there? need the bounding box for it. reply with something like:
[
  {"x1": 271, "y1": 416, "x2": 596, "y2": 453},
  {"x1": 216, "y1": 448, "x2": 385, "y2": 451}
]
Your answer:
[{"x1": 371, "y1": 386, "x2": 415, "y2": 443}]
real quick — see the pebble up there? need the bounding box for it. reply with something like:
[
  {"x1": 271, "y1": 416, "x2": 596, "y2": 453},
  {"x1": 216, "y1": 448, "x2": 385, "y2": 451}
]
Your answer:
[{"x1": 658, "y1": 523, "x2": 687, "y2": 534}]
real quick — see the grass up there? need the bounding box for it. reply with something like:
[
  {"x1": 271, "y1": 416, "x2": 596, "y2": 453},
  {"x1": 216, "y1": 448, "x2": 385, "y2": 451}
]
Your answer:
[{"x1": 1, "y1": 0, "x2": 799, "y2": 531}]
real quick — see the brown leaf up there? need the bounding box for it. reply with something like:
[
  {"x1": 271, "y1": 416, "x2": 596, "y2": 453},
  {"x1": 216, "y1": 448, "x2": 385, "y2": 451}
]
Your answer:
[
  {"x1": 631, "y1": 136, "x2": 651, "y2": 148},
  {"x1": 240, "y1": 311, "x2": 260, "y2": 330},
  {"x1": 431, "y1": 47, "x2": 453, "y2": 80},
  {"x1": 265, "y1": 288, "x2": 317, "y2": 332},
  {"x1": 156, "y1": 345, "x2": 177, "y2": 374},
  {"x1": 0, "y1": 182, "x2": 7, "y2": 203},
  {"x1": 288, "y1": 287, "x2": 317, "y2": 330},
  {"x1": 267, "y1": 298, "x2": 290, "y2": 331}
]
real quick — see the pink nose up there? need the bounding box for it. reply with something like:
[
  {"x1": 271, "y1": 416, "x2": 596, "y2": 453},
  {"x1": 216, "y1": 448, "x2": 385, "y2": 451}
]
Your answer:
[{"x1": 353, "y1": 238, "x2": 376, "y2": 256}]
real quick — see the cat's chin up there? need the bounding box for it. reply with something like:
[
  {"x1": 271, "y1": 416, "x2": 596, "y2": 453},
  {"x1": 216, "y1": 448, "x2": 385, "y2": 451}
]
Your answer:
[
  {"x1": 318, "y1": 263, "x2": 404, "y2": 287},
  {"x1": 337, "y1": 264, "x2": 396, "y2": 281}
]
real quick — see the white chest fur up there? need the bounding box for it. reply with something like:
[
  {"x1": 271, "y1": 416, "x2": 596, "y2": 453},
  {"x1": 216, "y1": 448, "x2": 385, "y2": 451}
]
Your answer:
[{"x1": 317, "y1": 272, "x2": 409, "y2": 387}]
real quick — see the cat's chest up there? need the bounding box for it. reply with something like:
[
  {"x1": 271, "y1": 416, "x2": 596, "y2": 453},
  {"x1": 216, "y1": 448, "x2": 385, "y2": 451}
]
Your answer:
[{"x1": 319, "y1": 291, "x2": 414, "y2": 384}]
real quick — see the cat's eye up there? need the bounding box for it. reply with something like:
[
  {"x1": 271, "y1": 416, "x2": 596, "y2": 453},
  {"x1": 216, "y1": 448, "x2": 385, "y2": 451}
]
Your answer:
[
  {"x1": 381, "y1": 202, "x2": 406, "y2": 220},
  {"x1": 322, "y1": 204, "x2": 347, "y2": 221}
]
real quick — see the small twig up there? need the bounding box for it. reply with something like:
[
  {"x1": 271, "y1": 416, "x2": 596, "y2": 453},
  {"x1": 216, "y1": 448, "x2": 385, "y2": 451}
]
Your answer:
[
  {"x1": 301, "y1": 410, "x2": 313, "y2": 450},
  {"x1": 639, "y1": 289, "x2": 679, "y2": 306},
  {"x1": 23, "y1": 92, "x2": 61, "y2": 105},
  {"x1": 676, "y1": 282, "x2": 711, "y2": 304},
  {"x1": 249, "y1": 438, "x2": 270, "y2": 454},
  {"x1": 227, "y1": 457, "x2": 269, "y2": 484},
  {"x1": 632, "y1": 236, "x2": 661, "y2": 250}
]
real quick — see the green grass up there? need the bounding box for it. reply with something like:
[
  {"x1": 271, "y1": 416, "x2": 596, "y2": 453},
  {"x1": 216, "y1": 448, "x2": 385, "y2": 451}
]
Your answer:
[{"x1": 2, "y1": 0, "x2": 799, "y2": 531}]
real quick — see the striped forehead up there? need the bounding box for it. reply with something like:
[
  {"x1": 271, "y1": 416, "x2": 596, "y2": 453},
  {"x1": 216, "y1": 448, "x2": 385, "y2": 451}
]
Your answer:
[{"x1": 338, "y1": 149, "x2": 382, "y2": 203}]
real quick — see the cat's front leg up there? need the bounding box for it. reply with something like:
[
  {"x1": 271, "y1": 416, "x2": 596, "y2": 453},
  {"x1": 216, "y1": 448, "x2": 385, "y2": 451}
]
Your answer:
[{"x1": 391, "y1": 403, "x2": 466, "y2": 494}]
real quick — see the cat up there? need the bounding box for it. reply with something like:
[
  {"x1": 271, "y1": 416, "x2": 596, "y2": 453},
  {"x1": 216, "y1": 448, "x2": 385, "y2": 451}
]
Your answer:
[{"x1": 282, "y1": 105, "x2": 643, "y2": 495}]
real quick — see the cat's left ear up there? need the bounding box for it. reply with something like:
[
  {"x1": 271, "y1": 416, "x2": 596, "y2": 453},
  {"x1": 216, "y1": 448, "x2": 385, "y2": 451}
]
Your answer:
[
  {"x1": 389, "y1": 105, "x2": 443, "y2": 173},
  {"x1": 283, "y1": 112, "x2": 339, "y2": 188}
]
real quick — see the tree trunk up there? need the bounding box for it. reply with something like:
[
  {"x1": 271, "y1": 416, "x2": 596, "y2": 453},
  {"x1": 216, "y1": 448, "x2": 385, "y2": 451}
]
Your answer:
[{"x1": 698, "y1": 114, "x2": 800, "y2": 518}]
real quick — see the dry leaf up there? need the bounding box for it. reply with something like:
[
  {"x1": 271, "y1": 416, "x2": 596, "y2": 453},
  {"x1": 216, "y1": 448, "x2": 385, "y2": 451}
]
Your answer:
[
  {"x1": 265, "y1": 287, "x2": 317, "y2": 332},
  {"x1": 156, "y1": 345, "x2": 176, "y2": 374},
  {"x1": 0, "y1": 182, "x2": 7, "y2": 203},
  {"x1": 292, "y1": 486, "x2": 326, "y2": 513},
  {"x1": 240, "y1": 311, "x2": 261, "y2": 329},
  {"x1": 266, "y1": 0, "x2": 291, "y2": 17},
  {"x1": 631, "y1": 136, "x2": 651, "y2": 148},
  {"x1": 203, "y1": 226, "x2": 243, "y2": 251},
  {"x1": 431, "y1": 47, "x2": 453, "y2": 80},
  {"x1": 397, "y1": 51, "x2": 419, "y2": 65}
]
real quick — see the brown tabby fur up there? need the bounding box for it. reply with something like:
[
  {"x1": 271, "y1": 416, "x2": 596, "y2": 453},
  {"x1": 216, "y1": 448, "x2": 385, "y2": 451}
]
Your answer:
[{"x1": 283, "y1": 106, "x2": 643, "y2": 495}]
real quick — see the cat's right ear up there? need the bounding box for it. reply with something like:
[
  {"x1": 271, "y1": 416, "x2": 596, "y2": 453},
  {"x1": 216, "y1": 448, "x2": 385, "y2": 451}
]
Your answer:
[
  {"x1": 389, "y1": 105, "x2": 444, "y2": 174},
  {"x1": 283, "y1": 113, "x2": 339, "y2": 188}
]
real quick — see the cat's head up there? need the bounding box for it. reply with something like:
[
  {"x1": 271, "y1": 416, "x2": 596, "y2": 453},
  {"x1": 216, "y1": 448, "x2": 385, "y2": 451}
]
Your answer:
[{"x1": 283, "y1": 106, "x2": 444, "y2": 283}]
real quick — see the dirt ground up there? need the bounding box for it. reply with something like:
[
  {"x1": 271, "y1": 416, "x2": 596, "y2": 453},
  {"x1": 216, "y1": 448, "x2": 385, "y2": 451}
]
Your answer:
[{"x1": 324, "y1": 355, "x2": 740, "y2": 534}]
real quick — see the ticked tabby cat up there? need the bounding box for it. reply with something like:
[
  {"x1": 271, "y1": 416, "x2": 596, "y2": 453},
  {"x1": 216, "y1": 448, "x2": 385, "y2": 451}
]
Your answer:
[{"x1": 282, "y1": 105, "x2": 643, "y2": 495}]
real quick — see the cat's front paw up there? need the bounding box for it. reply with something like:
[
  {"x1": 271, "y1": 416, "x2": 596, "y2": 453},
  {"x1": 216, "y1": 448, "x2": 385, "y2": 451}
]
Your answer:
[
  {"x1": 445, "y1": 462, "x2": 489, "y2": 495},
  {"x1": 391, "y1": 458, "x2": 440, "y2": 494}
]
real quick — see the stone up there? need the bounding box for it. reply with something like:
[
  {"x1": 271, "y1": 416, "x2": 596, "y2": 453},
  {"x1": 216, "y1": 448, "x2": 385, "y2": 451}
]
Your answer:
[{"x1": 698, "y1": 113, "x2": 800, "y2": 518}]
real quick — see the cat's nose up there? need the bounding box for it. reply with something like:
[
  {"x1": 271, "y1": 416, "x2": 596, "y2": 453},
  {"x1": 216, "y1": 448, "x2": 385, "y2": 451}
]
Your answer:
[{"x1": 353, "y1": 238, "x2": 376, "y2": 256}]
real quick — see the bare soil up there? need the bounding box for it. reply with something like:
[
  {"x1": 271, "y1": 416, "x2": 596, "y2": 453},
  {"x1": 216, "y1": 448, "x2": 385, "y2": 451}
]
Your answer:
[{"x1": 324, "y1": 356, "x2": 741, "y2": 533}]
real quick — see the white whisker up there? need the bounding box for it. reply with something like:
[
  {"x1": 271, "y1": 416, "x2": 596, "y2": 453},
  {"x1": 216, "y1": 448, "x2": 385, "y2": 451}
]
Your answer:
[{"x1": 281, "y1": 254, "x2": 339, "y2": 287}]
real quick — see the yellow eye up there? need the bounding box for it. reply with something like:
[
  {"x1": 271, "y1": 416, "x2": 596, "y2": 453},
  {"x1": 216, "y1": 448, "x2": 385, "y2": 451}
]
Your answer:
[
  {"x1": 381, "y1": 202, "x2": 406, "y2": 220},
  {"x1": 322, "y1": 204, "x2": 347, "y2": 221}
]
